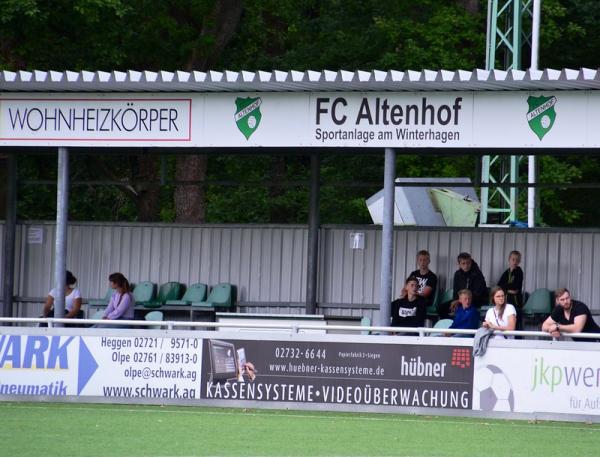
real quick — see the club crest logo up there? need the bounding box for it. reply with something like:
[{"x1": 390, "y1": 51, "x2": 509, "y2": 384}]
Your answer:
[
  {"x1": 234, "y1": 97, "x2": 262, "y2": 139},
  {"x1": 526, "y1": 95, "x2": 557, "y2": 140}
]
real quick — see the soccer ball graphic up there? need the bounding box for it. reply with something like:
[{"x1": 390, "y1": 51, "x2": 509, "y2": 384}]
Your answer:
[
  {"x1": 247, "y1": 115, "x2": 257, "y2": 129},
  {"x1": 473, "y1": 364, "x2": 515, "y2": 412},
  {"x1": 541, "y1": 114, "x2": 551, "y2": 129}
]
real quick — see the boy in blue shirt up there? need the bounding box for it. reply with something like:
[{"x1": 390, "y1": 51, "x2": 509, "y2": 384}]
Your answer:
[{"x1": 450, "y1": 289, "x2": 480, "y2": 335}]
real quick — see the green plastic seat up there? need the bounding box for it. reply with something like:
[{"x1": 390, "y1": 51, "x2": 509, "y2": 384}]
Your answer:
[
  {"x1": 144, "y1": 282, "x2": 182, "y2": 308},
  {"x1": 360, "y1": 316, "x2": 371, "y2": 335},
  {"x1": 431, "y1": 318, "x2": 453, "y2": 336},
  {"x1": 144, "y1": 310, "x2": 164, "y2": 329},
  {"x1": 426, "y1": 287, "x2": 441, "y2": 316},
  {"x1": 479, "y1": 304, "x2": 493, "y2": 317},
  {"x1": 89, "y1": 309, "x2": 106, "y2": 320},
  {"x1": 88, "y1": 288, "x2": 112, "y2": 307},
  {"x1": 439, "y1": 288, "x2": 455, "y2": 304},
  {"x1": 523, "y1": 288, "x2": 553, "y2": 316},
  {"x1": 165, "y1": 283, "x2": 207, "y2": 306},
  {"x1": 192, "y1": 283, "x2": 233, "y2": 309},
  {"x1": 133, "y1": 281, "x2": 156, "y2": 306}
]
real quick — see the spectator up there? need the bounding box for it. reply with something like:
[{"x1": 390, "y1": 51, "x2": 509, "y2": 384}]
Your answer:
[
  {"x1": 497, "y1": 250, "x2": 524, "y2": 330},
  {"x1": 437, "y1": 252, "x2": 487, "y2": 318},
  {"x1": 391, "y1": 276, "x2": 427, "y2": 330},
  {"x1": 102, "y1": 272, "x2": 135, "y2": 323},
  {"x1": 42, "y1": 270, "x2": 83, "y2": 321},
  {"x1": 542, "y1": 288, "x2": 600, "y2": 342},
  {"x1": 402, "y1": 250, "x2": 438, "y2": 308},
  {"x1": 449, "y1": 289, "x2": 480, "y2": 334},
  {"x1": 482, "y1": 286, "x2": 517, "y2": 339}
]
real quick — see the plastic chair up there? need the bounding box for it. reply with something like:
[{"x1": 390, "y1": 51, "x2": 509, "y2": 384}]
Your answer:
[
  {"x1": 523, "y1": 288, "x2": 553, "y2": 317},
  {"x1": 439, "y1": 288, "x2": 455, "y2": 304},
  {"x1": 133, "y1": 281, "x2": 156, "y2": 306},
  {"x1": 144, "y1": 310, "x2": 164, "y2": 329},
  {"x1": 430, "y1": 318, "x2": 453, "y2": 337},
  {"x1": 426, "y1": 287, "x2": 441, "y2": 316},
  {"x1": 165, "y1": 283, "x2": 207, "y2": 306},
  {"x1": 360, "y1": 316, "x2": 371, "y2": 335},
  {"x1": 144, "y1": 282, "x2": 183, "y2": 308},
  {"x1": 89, "y1": 310, "x2": 105, "y2": 320},
  {"x1": 192, "y1": 283, "x2": 233, "y2": 309},
  {"x1": 88, "y1": 288, "x2": 112, "y2": 306}
]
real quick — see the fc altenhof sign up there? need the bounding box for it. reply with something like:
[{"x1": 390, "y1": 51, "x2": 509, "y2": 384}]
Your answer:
[{"x1": 0, "y1": 91, "x2": 597, "y2": 148}]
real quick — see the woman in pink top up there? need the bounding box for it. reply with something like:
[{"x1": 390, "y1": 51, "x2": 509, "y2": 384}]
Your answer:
[{"x1": 103, "y1": 272, "x2": 135, "y2": 321}]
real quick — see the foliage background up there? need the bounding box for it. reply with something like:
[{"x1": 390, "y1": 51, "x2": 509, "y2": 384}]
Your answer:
[{"x1": 0, "y1": 0, "x2": 598, "y2": 226}]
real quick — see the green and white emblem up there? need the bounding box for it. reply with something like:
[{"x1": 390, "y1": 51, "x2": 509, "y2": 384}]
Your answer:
[
  {"x1": 234, "y1": 97, "x2": 262, "y2": 139},
  {"x1": 526, "y1": 95, "x2": 557, "y2": 141}
]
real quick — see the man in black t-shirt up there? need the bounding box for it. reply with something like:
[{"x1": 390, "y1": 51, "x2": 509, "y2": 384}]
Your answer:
[
  {"x1": 407, "y1": 250, "x2": 438, "y2": 308},
  {"x1": 542, "y1": 288, "x2": 600, "y2": 342},
  {"x1": 391, "y1": 277, "x2": 427, "y2": 329},
  {"x1": 399, "y1": 250, "x2": 438, "y2": 307}
]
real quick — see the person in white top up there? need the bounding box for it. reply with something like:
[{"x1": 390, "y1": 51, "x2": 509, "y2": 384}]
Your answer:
[
  {"x1": 42, "y1": 270, "x2": 83, "y2": 320},
  {"x1": 482, "y1": 286, "x2": 517, "y2": 339}
]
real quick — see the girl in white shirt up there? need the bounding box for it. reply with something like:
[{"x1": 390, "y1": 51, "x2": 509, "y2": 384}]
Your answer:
[
  {"x1": 482, "y1": 286, "x2": 517, "y2": 339},
  {"x1": 42, "y1": 270, "x2": 83, "y2": 319}
]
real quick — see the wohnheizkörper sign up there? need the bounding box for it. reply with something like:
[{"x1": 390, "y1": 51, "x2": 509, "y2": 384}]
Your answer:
[{"x1": 1, "y1": 91, "x2": 598, "y2": 148}]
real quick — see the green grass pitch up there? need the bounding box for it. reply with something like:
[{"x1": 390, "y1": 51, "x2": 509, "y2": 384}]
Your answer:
[{"x1": 1, "y1": 402, "x2": 599, "y2": 457}]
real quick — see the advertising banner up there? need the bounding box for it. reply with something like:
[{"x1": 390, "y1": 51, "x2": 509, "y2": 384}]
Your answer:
[
  {"x1": 0, "y1": 334, "x2": 202, "y2": 400},
  {"x1": 473, "y1": 346, "x2": 600, "y2": 416},
  {"x1": 200, "y1": 338, "x2": 474, "y2": 410},
  {"x1": 3, "y1": 331, "x2": 599, "y2": 420},
  {"x1": 1, "y1": 90, "x2": 598, "y2": 148},
  {"x1": 0, "y1": 96, "x2": 192, "y2": 144}
]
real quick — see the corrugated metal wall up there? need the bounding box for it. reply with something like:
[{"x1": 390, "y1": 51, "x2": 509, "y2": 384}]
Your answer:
[
  {"x1": 10, "y1": 223, "x2": 308, "y2": 303},
  {"x1": 319, "y1": 227, "x2": 600, "y2": 320},
  {"x1": 2, "y1": 222, "x2": 599, "y2": 318}
]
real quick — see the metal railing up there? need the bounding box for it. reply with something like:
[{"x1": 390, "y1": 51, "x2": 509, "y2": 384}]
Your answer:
[{"x1": 2, "y1": 317, "x2": 600, "y2": 340}]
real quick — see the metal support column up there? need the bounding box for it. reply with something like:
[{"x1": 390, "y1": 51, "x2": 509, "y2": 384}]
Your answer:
[
  {"x1": 305, "y1": 152, "x2": 320, "y2": 314},
  {"x1": 378, "y1": 148, "x2": 395, "y2": 328},
  {"x1": 2, "y1": 153, "x2": 17, "y2": 318},
  {"x1": 53, "y1": 147, "x2": 70, "y2": 321}
]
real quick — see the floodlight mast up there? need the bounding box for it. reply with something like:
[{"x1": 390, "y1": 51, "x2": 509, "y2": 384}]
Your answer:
[{"x1": 481, "y1": 0, "x2": 540, "y2": 227}]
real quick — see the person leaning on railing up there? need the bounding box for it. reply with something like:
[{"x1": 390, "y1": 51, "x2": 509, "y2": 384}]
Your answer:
[{"x1": 542, "y1": 288, "x2": 600, "y2": 342}]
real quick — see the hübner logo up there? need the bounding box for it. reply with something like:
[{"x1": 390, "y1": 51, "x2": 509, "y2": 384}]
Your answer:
[
  {"x1": 526, "y1": 95, "x2": 557, "y2": 140},
  {"x1": 235, "y1": 97, "x2": 262, "y2": 139}
]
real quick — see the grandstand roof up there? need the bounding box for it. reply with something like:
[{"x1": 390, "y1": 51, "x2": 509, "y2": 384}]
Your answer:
[{"x1": 1, "y1": 68, "x2": 600, "y2": 92}]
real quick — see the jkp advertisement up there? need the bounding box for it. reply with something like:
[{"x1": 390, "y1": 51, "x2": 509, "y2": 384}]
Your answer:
[
  {"x1": 0, "y1": 335, "x2": 202, "y2": 400},
  {"x1": 473, "y1": 347, "x2": 600, "y2": 416},
  {"x1": 2, "y1": 90, "x2": 600, "y2": 148},
  {"x1": 200, "y1": 339, "x2": 474, "y2": 409}
]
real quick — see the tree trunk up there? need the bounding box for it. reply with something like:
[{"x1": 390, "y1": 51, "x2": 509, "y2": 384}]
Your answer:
[
  {"x1": 269, "y1": 156, "x2": 287, "y2": 222},
  {"x1": 457, "y1": 0, "x2": 479, "y2": 14},
  {"x1": 132, "y1": 154, "x2": 160, "y2": 222},
  {"x1": 174, "y1": 0, "x2": 244, "y2": 223},
  {"x1": 174, "y1": 155, "x2": 207, "y2": 223}
]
